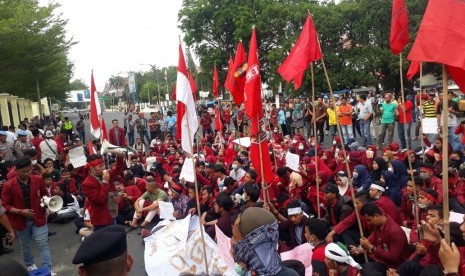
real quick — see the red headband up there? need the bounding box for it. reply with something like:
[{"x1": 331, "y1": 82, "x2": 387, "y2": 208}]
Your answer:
[
  {"x1": 86, "y1": 158, "x2": 105, "y2": 168},
  {"x1": 419, "y1": 191, "x2": 437, "y2": 203}
]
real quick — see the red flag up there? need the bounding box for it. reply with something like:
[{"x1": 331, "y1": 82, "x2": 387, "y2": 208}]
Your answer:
[
  {"x1": 277, "y1": 14, "x2": 323, "y2": 90},
  {"x1": 250, "y1": 139, "x2": 274, "y2": 183},
  {"x1": 244, "y1": 28, "x2": 263, "y2": 137},
  {"x1": 214, "y1": 106, "x2": 222, "y2": 131},
  {"x1": 100, "y1": 117, "x2": 108, "y2": 142},
  {"x1": 212, "y1": 65, "x2": 219, "y2": 97},
  {"x1": 89, "y1": 71, "x2": 101, "y2": 138},
  {"x1": 187, "y1": 72, "x2": 198, "y2": 101},
  {"x1": 224, "y1": 57, "x2": 234, "y2": 92},
  {"x1": 176, "y1": 44, "x2": 199, "y2": 154},
  {"x1": 407, "y1": 0, "x2": 465, "y2": 92},
  {"x1": 390, "y1": 0, "x2": 409, "y2": 55},
  {"x1": 229, "y1": 41, "x2": 247, "y2": 105},
  {"x1": 406, "y1": 61, "x2": 420, "y2": 81}
]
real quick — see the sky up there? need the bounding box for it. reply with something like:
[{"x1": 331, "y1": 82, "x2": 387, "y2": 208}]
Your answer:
[{"x1": 51, "y1": 0, "x2": 184, "y2": 90}]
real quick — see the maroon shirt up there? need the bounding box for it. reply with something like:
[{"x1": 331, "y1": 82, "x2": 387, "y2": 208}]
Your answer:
[{"x1": 367, "y1": 216, "x2": 409, "y2": 269}]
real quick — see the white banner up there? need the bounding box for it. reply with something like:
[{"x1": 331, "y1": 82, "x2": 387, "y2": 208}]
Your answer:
[
  {"x1": 144, "y1": 215, "x2": 235, "y2": 275},
  {"x1": 285, "y1": 151, "x2": 300, "y2": 172},
  {"x1": 180, "y1": 157, "x2": 195, "y2": 183},
  {"x1": 68, "y1": 146, "x2": 86, "y2": 168}
]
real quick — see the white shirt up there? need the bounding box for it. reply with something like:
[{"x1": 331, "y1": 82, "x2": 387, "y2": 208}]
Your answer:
[
  {"x1": 6, "y1": 131, "x2": 16, "y2": 143},
  {"x1": 229, "y1": 168, "x2": 246, "y2": 182},
  {"x1": 40, "y1": 138, "x2": 59, "y2": 162}
]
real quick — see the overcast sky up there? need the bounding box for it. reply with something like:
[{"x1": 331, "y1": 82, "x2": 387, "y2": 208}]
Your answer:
[{"x1": 53, "y1": 0, "x2": 184, "y2": 90}]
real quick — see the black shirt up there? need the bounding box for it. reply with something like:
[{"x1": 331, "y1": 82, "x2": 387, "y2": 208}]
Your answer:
[{"x1": 19, "y1": 180, "x2": 31, "y2": 209}]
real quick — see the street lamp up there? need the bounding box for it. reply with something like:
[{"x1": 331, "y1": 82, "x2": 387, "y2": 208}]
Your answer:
[{"x1": 141, "y1": 64, "x2": 161, "y2": 107}]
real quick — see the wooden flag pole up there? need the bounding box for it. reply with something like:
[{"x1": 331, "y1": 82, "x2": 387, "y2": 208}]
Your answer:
[
  {"x1": 256, "y1": 114, "x2": 270, "y2": 204},
  {"x1": 316, "y1": 34, "x2": 368, "y2": 262},
  {"x1": 185, "y1": 104, "x2": 210, "y2": 275},
  {"x1": 418, "y1": 62, "x2": 426, "y2": 163},
  {"x1": 441, "y1": 65, "x2": 450, "y2": 244},
  {"x1": 399, "y1": 53, "x2": 420, "y2": 229},
  {"x1": 310, "y1": 63, "x2": 321, "y2": 219}
]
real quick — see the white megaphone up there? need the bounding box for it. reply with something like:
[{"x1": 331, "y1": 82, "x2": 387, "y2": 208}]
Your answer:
[
  {"x1": 101, "y1": 139, "x2": 127, "y2": 155},
  {"x1": 40, "y1": 196, "x2": 63, "y2": 213}
]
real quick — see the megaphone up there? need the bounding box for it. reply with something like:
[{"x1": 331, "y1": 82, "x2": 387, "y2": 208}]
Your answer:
[
  {"x1": 40, "y1": 196, "x2": 63, "y2": 213},
  {"x1": 101, "y1": 139, "x2": 127, "y2": 155}
]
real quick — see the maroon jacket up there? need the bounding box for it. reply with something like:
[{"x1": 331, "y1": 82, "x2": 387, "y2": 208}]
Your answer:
[
  {"x1": 1, "y1": 175, "x2": 49, "y2": 230},
  {"x1": 109, "y1": 127, "x2": 127, "y2": 147},
  {"x1": 399, "y1": 192, "x2": 415, "y2": 227},
  {"x1": 367, "y1": 216, "x2": 409, "y2": 269}
]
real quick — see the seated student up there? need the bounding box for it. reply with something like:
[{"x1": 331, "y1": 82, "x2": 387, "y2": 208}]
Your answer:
[
  {"x1": 199, "y1": 186, "x2": 215, "y2": 215},
  {"x1": 239, "y1": 183, "x2": 262, "y2": 212},
  {"x1": 56, "y1": 167, "x2": 79, "y2": 196},
  {"x1": 125, "y1": 173, "x2": 147, "y2": 194},
  {"x1": 128, "y1": 155, "x2": 145, "y2": 178},
  {"x1": 186, "y1": 183, "x2": 201, "y2": 215},
  {"x1": 396, "y1": 204, "x2": 443, "y2": 275},
  {"x1": 114, "y1": 181, "x2": 141, "y2": 226},
  {"x1": 268, "y1": 199, "x2": 310, "y2": 251},
  {"x1": 399, "y1": 176, "x2": 423, "y2": 228},
  {"x1": 351, "y1": 203, "x2": 409, "y2": 272},
  {"x1": 368, "y1": 181, "x2": 402, "y2": 225},
  {"x1": 43, "y1": 173, "x2": 57, "y2": 196},
  {"x1": 205, "y1": 192, "x2": 236, "y2": 239},
  {"x1": 410, "y1": 188, "x2": 439, "y2": 244},
  {"x1": 168, "y1": 182, "x2": 190, "y2": 220},
  {"x1": 48, "y1": 183, "x2": 81, "y2": 224},
  {"x1": 321, "y1": 183, "x2": 354, "y2": 229},
  {"x1": 130, "y1": 177, "x2": 168, "y2": 228},
  {"x1": 42, "y1": 158, "x2": 61, "y2": 181},
  {"x1": 305, "y1": 218, "x2": 329, "y2": 276},
  {"x1": 325, "y1": 242, "x2": 362, "y2": 276}
]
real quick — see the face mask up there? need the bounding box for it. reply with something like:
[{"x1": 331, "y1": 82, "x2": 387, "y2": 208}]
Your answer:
[
  {"x1": 418, "y1": 203, "x2": 428, "y2": 209},
  {"x1": 292, "y1": 139, "x2": 297, "y2": 144},
  {"x1": 31, "y1": 160, "x2": 37, "y2": 165},
  {"x1": 332, "y1": 141, "x2": 336, "y2": 145},
  {"x1": 373, "y1": 195, "x2": 380, "y2": 200},
  {"x1": 232, "y1": 164, "x2": 238, "y2": 170},
  {"x1": 274, "y1": 130, "x2": 278, "y2": 133},
  {"x1": 242, "y1": 193, "x2": 247, "y2": 201},
  {"x1": 388, "y1": 167, "x2": 393, "y2": 172},
  {"x1": 420, "y1": 172, "x2": 429, "y2": 180},
  {"x1": 298, "y1": 145, "x2": 304, "y2": 150},
  {"x1": 156, "y1": 141, "x2": 161, "y2": 145},
  {"x1": 383, "y1": 157, "x2": 389, "y2": 162},
  {"x1": 352, "y1": 172, "x2": 358, "y2": 179},
  {"x1": 311, "y1": 142, "x2": 315, "y2": 147},
  {"x1": 234, "y1": 263, "x2": 246, "y2": 276}
]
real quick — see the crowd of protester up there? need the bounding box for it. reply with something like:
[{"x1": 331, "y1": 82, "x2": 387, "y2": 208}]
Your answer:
[{"x1": 0, "y1": 88, "x2": 465, "y2": 275}]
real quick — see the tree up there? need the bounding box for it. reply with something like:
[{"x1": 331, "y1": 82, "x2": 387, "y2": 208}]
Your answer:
[
  {"x1": 179, "y1": 0, "x2": 428, "y2": 95},
  {"x1": 69, "y1": 79, "x2": 89, "y2": 90},
  {"x1": 0, "y1": 0, "x2": 75, "y2": 109}
]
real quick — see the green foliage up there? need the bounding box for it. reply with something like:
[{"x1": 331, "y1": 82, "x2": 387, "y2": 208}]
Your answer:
[
  {"x1": 69, "y1": 79, "x2": 88, "y2": 90},
  {"x1": 0, "y1": 0, "x2": 75, "y2": 101},
  {"x1": 179, "y1": 0, "x2": 428, "y2": 96}
]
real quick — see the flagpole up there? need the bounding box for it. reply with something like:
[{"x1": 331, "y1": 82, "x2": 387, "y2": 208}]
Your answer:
[
  {"x1": 316, "y1": 32, "x2": 368, "y2": 262},
  {"x1": 441, "y1": 65, "x2": 450, "y2": 244},
  {"x1": 310, "y1": 63, "x2": 321, "y2": 219},
  {"x1": 418, "y1": 63, "x2": 426, "y2": 163},
  {"x1": 185, "y1": 112, "x2": 210, "y2": 275},
  {"x1": 257, "y1": 114, "x2": 270, "y2": 204},
  {"x1": 399, "y1": 53, "x2": 419, "y2": 228}
]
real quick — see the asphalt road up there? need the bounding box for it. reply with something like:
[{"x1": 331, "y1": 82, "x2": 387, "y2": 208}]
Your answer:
[{"x1": 3, "y1": 111, "x2": 429, "y2": 275}]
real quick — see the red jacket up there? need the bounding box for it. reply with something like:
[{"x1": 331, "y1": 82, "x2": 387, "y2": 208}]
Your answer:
[
  {"x1": 375, "y1": 195, "x2": 402, "y2": 225},
  {"x1": 109, "y1": 127, "x2": 127, "y2": 147},
  {"x1": 119, "y1": 185, "x2": 141, "y2": 210},
  {"x1": 1, "y1": 175, "x2": 49, "y2": 230},
  {"x1": 82, "y1": 174, "x2": 116, "y2": 226}
]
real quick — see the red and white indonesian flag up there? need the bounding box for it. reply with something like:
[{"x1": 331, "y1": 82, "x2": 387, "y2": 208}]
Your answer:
[
  {"x1": 90, "y1": 71, "x2": 101, "y2": 139},
  {"x1": 176, "y1": 44, "x2": 199, "y2": 155}
]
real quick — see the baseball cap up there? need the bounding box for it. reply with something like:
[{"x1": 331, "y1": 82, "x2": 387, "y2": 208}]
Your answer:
[{"x1": 45, "y1": 130, "x2": 54, "y2": 138}]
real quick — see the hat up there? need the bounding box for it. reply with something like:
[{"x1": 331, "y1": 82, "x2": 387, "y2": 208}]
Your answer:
[
  {"x1": 346, "y1": 138, "x2": 356, "y2": 146},
  {"x1": 17, "y1": 130, "x2": 28, "y2": 136},
  {"x1": 238, "y1": 207, "x2": 276, "y2": 237},
  {"x1": 0, "y1": 131, "x2": 6, "y2": 136},
  {"x1": 324, "y1": 184, "x2": 339, "y2": 194},
  {"x1": 420, "y1": 162, "x2": 435, "y2": 172},
  {"x1": 348, "y1": 141, "x2": 360, "y2": 150},
  {"x1": 428, "y1": 92, "x2": 436, "y2": 97},
  {"x1": 414, "y1": 146, "x2": 425, "y2": 156},
  {"x1": 72, "y1": 225, "x2": 127, "y2": 265},
  {"x1": 45, "y1": 130, "x2": 53, "y2": 138},
  {"x1": 205, "y1": 162, "x2": 215, "y2": 169}
]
